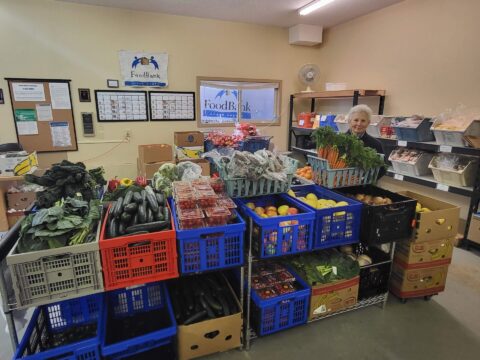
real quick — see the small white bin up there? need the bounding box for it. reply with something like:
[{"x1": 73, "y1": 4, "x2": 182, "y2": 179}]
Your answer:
[
  {"x1": 428, "y1": 154, "x2": 479, "y2": 187},
  {"x1": 432, "y1": 120, "x2": 480, "y2": 147},
  {"x1": 389, "y1": 149, "x2": 434, "y2": 177}
]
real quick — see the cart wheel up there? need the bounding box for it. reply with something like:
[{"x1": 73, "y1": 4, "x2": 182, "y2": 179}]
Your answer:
[
  {"x1": 424, "y1": 295, "x2": 432, "y2": 301},
  {"x1": 401, "y1": 298, "x2": 407, "y2": 304}
]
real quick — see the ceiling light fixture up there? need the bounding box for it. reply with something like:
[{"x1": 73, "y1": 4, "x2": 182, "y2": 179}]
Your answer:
[{"x1": 299, "y1": 0, "x2": 336, "y2": 16}]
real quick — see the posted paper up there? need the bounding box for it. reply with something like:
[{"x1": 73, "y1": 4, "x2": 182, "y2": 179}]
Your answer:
[
  {"x1": 49, "y1": 83, "x2": 71, "y2": 109},
  {"x1": 15, "y1": 109, "x2": 38, "y2": 135},
  {"x1": 36, "y1": 103, "x2": 53, "y2": 121},
  {"x1": 12, "y1": 83, "x2": 45, "y2": 102},
  {"x1": 50, "y1": 122, "x2": 72, "y2": 147}
]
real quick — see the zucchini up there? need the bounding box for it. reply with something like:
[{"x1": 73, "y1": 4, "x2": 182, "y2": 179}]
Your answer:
[
  {"x1": 200, "y1": 295, "x2": 215, "y2": 318},
  {"x1": 110, "y1": 218, "x2": 118, "y2": 238},
  {"x1": 154, "y1": 206, "x2": 165, "y2": 221},
  {"x1": 108, "y1": 202, "x2": 116, "y2": 217},
  {"x1": 124, "y1": 203, "x2": 138, "y2": 214},
  {"x1": 145, "y1": 186, "x2": 159, "y2": 212},
  {"x1": 132, "y1": 192, "x2": 143, "y2": 204},
  {"x1": 118, "y1": 221, "x2": 126, "y2": 235},
  {"x1": 130, "y1": 213, "x2": 138, "y2": 226},
  {"x1": 141, "y1": 190, "x2": 147, "y2": 203},
  {"x1": 120, "y1": 212, "x2": 132, "y2": 224},
  {"x1": 163, "y1": 206, "x2": 170, "y2": 224},
  {"x1": 124, "y1": 221, "x2": 170, "y2": 234},
  {"x1": 204, "y1": 292, "x2": 222, "y2": 312},
  {"x1": 216, "y1": 294, "x2": 230, "y2": 316},
  {"x1": 183, "y1": 310, "x2": 207, "y2": 325},
  {"x1": 146, "y1": 207, "x2": 153, "y2": 223},
  {"x1": 155, "y1": 193, "x2": 165, "y2": 206},
  {"x1": 138, "y1": 202, "x2": 147, "y2": 223},
  {"x1": 122, "y1": 231, "x2": 149, "y2": 237},
  {"x1": 183, "y1": 285, "x2": 195, "y2": 312},
  {"x1": 123, "y1": 191, "x2": 134, "y2": 207},
  {"x1": 113, "y1": 197, "x2": 123, "y2": 218}
]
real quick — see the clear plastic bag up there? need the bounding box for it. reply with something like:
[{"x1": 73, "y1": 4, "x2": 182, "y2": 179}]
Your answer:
[
  {"x1": 177, "y1": 161, "x2": 203, "y2": 181},
  {"x1": 432, "y1": 105, "x2": 480, "y2": 131}
]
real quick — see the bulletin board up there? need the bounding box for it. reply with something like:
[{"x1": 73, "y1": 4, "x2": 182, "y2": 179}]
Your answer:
[
  {"x1": 6, "y1": 78, "x2": 78, "y2": 153},
  {"x1": 149, "y1": 91, "x2": 195, "y2": 121}
]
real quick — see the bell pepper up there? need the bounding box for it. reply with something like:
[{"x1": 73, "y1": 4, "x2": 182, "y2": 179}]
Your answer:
[
  {"x1": 135, "y1": 176, "x2": 147, "y2": 187},
  {"x1": 120, "y1": 178, "x2": 133, "y2": 187},
  {"x1": 108, "y1": 177, "x2": 120, "y2": 192}
]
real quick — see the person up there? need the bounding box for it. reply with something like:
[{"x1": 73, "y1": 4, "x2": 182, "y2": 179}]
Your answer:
[{"x1": 346, "y1": 104, "x2": 386, "y2": 177}]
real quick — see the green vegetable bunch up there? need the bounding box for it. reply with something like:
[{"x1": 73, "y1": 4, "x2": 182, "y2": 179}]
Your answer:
[
  {"x1": 17, "y1": 197, "x2": 101, "y2": 253},
  {"x1": 153, "y1": 163, "x2": 179, "y2": 197}
]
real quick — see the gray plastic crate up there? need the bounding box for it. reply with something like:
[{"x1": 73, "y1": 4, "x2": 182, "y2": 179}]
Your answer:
[{"x1": 6, "y1": 224, "x2": 104, "y2": 309}]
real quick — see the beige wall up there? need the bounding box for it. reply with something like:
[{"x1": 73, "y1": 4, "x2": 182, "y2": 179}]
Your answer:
[
  {"x1": 318, "y1": 0, "x2": 480, "y2": 224},
  {"x1": 0, "y1": 0, "x2": 321, "y2": 178}
]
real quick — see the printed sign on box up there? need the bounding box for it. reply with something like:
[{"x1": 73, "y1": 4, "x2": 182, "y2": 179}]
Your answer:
[{"x1": 119, "y1": 50, "x2": 168, "y2": 87}]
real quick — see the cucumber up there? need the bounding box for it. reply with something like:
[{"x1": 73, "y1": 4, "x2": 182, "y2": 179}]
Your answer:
[
  {"x1": 132, "y1": 192, "x2": 143, "y2": 204},
  {"x1": 124, "y1": 221, "x2": 170, "y2": 234},
  {"x1": 216, "y1": 294, "x2": 230, "y2": 316},
  {"x1": 200, "y1": 295, "x2": 215, "y2": 318},
  {"x1": 154, "y1": 206, "x2": 165, "y2": 221},
  {"x1": 118, "y1": 222, "x2": 125, "y2": 235},
  {"x1": 141, "y1": 190, "x2": 147, "y2": 203},
  {"x1": 124, "y1": 203, "x2": 138, "y2": 214},
  {"x1": 123, "y1": 190, "x2": 134, "y2": 207},
  {"x1": 146, "y1": 207, "x2": 153, "y2": 223},
  {"x1": 183, "y1": 285, "x2": 194, "y2": 312},
  {"x1": 145, "y1": 186, "x2": 159, "y2": 212},
  {"x1": 163, "y1": 206, "x2": 170, "y2": 224},
  {"x1": 130, "y1": 213, "x2": 138, "y2": 226},
  {"x1": 138, "y1": 202, "x2": 147, "y2": 223},
  {"x1": 204, "y1": 292, "x2": 222, "y2": 312},
  {"x1": 113, "y1": 197, "x2": 123, "y2": 218},
  {"x1": 110, "y1": 218, "x2": 118, "y2": 238},
  {"x1": 120, "y1": 212, "x2": 132, "y2": 224},
  {"x1": 183, "y1": 310, "x2": 207, "y2": 325},
  {"x1": 108, "y1": 202, "x2": 116, "y2": 217},
  {"x1": 155, "y1": 193, "x2": 165, "y2": 206}
]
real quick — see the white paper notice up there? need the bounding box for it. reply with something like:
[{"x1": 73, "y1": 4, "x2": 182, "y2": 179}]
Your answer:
[
  {"x1": 49, "y1": 83, "x2": 71, "y2": 109},
  {"x1": 36, "y1": 103, "x2": 53, "y2": 121},
  {"x1": 17, "y1": 121, "x2": 38, "y2": 135},
  {"x1": 50, "y1": 122, "x2": 72, "y2": 147},
  {"x1": 12, "y1": 83, "x2": 45, "y2": 102}
]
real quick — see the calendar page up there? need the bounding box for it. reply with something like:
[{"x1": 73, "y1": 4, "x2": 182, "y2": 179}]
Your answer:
[
  {"x1": 149, "y1": 91, "x2": 195, "y2": 121},
  {"x1": 95, "y1": 90, "x2": 148, "y2": 121}
]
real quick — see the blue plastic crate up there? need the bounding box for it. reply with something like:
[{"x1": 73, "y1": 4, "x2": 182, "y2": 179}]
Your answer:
[
  {"x1": 14, "y1": 294, "x2": 103, "y2": 360},
  {"x1": 236, "y1": 194, "x2": 315, "y2": 258},
  {"x1": 391, "y1": 117, "x2": 434, "y2": 142},
  {"x1": 100, "y1": 282, "x2": 176, "y2": 359},
  {"x1": 288, "y1": 185, "x2": 362, "y2": 250},
  {"x1": 239, "y1": 136, "x2": 272, "y2": 153},
  {"x1": 251, "y1": 267, "x2": 310, "y2": 336},
  {"x1": 170, "y1": 199, "x2": 246, "y2": 274},
  {"x1": 319, "y1": 114, "x2": 339, "y2": 132}
]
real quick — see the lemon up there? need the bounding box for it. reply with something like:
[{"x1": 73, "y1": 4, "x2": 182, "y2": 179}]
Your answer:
[
  {"x1": 288, "y1": 189, "x2": 296, "y2": 197},
  {"x1": 416, "y1": 203, "x2": 422, "y2": 212},
  {"x1": 306, "y1": 199, "x2": 316, "y2": 208},
  {"x1": 335, "y1": 201, "x2": 349, "y2": 207},
  {"x1": 306, "y1": 193, "x2": 318, "y2": 201}
]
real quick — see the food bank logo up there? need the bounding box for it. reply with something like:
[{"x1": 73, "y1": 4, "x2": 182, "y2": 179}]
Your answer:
[
  {"x1": 131, "y1": 56, "x2": 159, "y2": 70},
  {"x1": 203, "y1": 89, "x2": 251, "y2": 119}
]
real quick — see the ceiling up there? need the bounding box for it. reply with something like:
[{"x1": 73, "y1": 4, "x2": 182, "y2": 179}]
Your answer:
[{"x1": 59, "y1": 0, "x2": 403, "y2": 28}]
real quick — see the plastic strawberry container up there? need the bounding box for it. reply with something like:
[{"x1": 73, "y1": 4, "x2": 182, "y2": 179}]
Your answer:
[
  {"x1": 175, "y1": 191, "x2": 197, "y2": 210},
  {"x1": 172, "y1": 181, "x2": 192, "y2": 193},
  {"x1": 177, "y1": 207, "x2": 205, "y2": 229},
  {"x1": 197, "y1": 190, "x2": 218, "y2": 209},
  {"x1": 192, "y1": 178, "x2": 211, "y2": 188},
  {"x1": 210, "y1": 178, "x2": 225, "y2": 193},
  {"x1": 204, "y1": 206, "x2": 231, "y2": 227},
  {"x1": 217, "y1": 196, "x2": 237, "y2": 209}
]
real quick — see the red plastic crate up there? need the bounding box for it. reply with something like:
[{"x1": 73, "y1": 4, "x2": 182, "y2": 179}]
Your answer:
[{"x1": 99, "y1": 203, "x2": 179, "y2": 291}]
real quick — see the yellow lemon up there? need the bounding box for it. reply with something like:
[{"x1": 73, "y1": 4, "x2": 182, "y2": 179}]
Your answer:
[
  {"x1": 246, "y1": 202, "x2": 255, "y2": 210},
  {"x1": 278, "y1": 205, "x2": 289, "y2": 216},
  {"x1": 288, "y1": 189, "x2": 296, "y2": 197},
  {"x1": 306, "y1": 193, "x2": 318, "y2": 201},
  {"x1": 335, "y1": 201, "x2": 349, "y2": 207},
  {"x1": 306, "y1": 199, "x2": 316, "y2": 208}
]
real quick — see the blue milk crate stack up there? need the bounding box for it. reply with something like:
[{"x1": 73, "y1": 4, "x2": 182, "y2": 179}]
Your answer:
[
  {"x1": 236, "y1": 194, "x2": 315, "y2": 258},
  {"x1": 14, "y1": 294, "x2": 103, "y2": 360},
  {"x1": 250, "y1": 266, "x2": 310, "y2": 336},
  {"x1": 170, "y1": 199, "x2": 246, "y2": 274},
  {"x1": 100, "y1": 281, "x2": 176, "y2": 359},
  {"x1": 288, "y1": 185, "x2": 363, "y2": 250}
]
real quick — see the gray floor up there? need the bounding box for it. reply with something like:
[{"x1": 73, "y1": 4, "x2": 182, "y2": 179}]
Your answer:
[{"x1": 1, "y1": 247, "x2": 479, "y2": 360}]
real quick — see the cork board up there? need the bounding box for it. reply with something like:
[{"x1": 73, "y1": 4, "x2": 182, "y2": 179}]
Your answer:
[{"x1": 6, "y1": 78, "x2": 78, "y2": 153}]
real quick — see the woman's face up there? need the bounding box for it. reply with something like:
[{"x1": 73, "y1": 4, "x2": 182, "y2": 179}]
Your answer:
[{"x1": 349, "y1": 112, "x2": 370, "y2": 135}]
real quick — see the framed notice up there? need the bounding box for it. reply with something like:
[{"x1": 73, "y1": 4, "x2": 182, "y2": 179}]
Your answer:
[
  {"x1": 95, "y1": 90, "x2": 148, "y2": 122},
  {"x1": 149, "y1": 91, "x2": 195, "y2": 121}
]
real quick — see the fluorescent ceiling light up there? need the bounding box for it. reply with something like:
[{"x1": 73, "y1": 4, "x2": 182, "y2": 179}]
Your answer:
[{"x1": 299, "y1": 0, "x2": 336, "y2": 16}]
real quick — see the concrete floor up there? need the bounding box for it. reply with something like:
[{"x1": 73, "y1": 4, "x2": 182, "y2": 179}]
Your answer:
[{"x1": 1, "y1": 247, "x2": 479, "y2": 360}]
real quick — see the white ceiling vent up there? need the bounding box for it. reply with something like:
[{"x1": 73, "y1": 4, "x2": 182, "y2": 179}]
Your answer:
[{"x1": 289, "y1": 24, "x2": 323, "y2": 46}]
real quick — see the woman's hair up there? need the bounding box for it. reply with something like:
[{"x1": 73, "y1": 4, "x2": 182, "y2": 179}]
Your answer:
[{"x1": 347, "y1": 104, "x2": 373, "y2": 123}]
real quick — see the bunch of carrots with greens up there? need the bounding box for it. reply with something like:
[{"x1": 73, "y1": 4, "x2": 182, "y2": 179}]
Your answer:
[{"x1": 311, "y1": 127, "x2": 385, "y2": 171}]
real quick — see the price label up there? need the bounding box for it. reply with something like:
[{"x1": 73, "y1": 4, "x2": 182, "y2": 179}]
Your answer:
[
  {"x1": 436, "y1": 183, "x2": 449, "y2": 192},
  {"x1": 394, "y1": 174, "x2": 404, "y2": 181},
  {"x1": 439, "y1": 145, "x2": 452, "y2": 153},
  {"x1": 398, "y1": 140, "x2": 407, "y2": 147}
]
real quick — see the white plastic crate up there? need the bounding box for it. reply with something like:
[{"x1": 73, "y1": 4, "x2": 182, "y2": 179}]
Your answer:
[
  {"x1": 428, "y1": 156, "x2": 478, "y2": 187},
  {"x1": 432, "y1": 120, "x2": 480, "y2": 147},
  {"x1": 334, "y1": 114, "x2": 349, "y2": 133},
  {"x1": 6, "y1": 224, "x2": 104, "y2": 309},
  {"x1": 390, "y1": 153, "x2": 433, "y2": 176},
  {"x1": 367, "y1": 116, "x2": 395, "y2": 138}
]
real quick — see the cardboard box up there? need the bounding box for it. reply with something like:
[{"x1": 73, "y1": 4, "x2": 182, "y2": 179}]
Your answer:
[
  {"x1": 467, "y1": 214, "x2": 480, "y2": 245},
  {"x1": 7, "y1": 192, "x2": 37, "y2": 211},
  {"x1": 7, "y1": 211, "x2": 24, "y2": 228},
  {"x1": 177, "y1": 159, "x2": 211, "y2": 176},
  {"x1": 138, "y1": 144, "x2": 172, "y2": 164},
  {"x1": 394, "y1": 237, "x2": 454, "y2": 265},
  {"x1": 177, "y1": 279, "x2": 242, "y2": 360},
  {"x1": 137, "y1": 158, "x2": 170, "y2": 179},
  {"x1": 174, "y1": 131, "x2": 204, "y2": 160},
  {"x1": 390, "y1": 260, "x2": 449, "y2": 298},
  {"x1": 398, "y1": 191, "x2": 460, "y2": 242},
  {"x1": 309, "y1": 276, "x2": 359, "y2": 320},
  {"x1": 0, "y1": 151, "x2": 38, "y2": 176}
]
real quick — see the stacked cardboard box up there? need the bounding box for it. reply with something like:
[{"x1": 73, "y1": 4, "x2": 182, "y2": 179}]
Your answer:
[
  {"x1": 137, "y1": 144, "x2": 173, "y2": 178},
  {"x1": 174, "y1": 131, "x2": 210, "y2": 176},
  {"x1": 390, "y1": 191, "x2": 460, "y2": 299},
  {"x1": 467, "y1": 214, "x2": 480, "y2": 245}
]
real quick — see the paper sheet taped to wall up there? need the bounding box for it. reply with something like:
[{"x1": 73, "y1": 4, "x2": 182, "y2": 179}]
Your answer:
[
  {"x1": 15, "y1": 109, "x2": 38, "y2": 135},
  {"x1": 49, "y1": 83, "x2": 71, "y2": 109},
  {"x1": 50, "y1": 122, "x2": 72, "y2": 147}
]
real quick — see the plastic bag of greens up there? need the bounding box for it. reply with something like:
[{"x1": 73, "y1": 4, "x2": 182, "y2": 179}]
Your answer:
[{"x1": 177, "y1": 161, "x2": 203, "y2": 181}]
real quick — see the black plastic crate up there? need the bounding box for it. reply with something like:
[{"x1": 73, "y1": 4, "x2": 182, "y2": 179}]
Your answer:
[
  {"x1": 335, "y1": 185, "x2": 417, "y2": 244},
  {"x1": 295, "y1": 134, "x2": 316, "y2": 150},
  {"x1": 358, "y1": 247, "x2": 392, "y2": 300}
]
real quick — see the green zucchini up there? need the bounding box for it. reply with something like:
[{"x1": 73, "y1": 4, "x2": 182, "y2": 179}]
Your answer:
[
  {"x1": 108, "y1": 201, "x2": 116, "y2": 217},
  {"x1": 200, "y1": 295, "x2": 215, "y2": 318},
  {"x1": 155, "y1": 193, "x2": 165, "y2": 206},
  {"x1": 204, "y1": 292, "x2": 222, "y2": 312},
  {"x1": 110, "y1": 218, "x2": 118, "y2": 238},
  {"x1": 113, "y1": 197, "x2": 123, "y2": 218},
  {"x1": 124, "y1": 203, "x2": 138, "y2": 214},
  {"x1": 141, "y1": 190, "x2": 147, "y2": 203},
  {"x1": 183, "y1": 309, "x2": 207, "y2": 325},
  {"x1": 145, "y1": 186, "x2": 159, "y2": 212},
  {"x1": 132, "y1": 192, "x2": 143, "y2": 204},
  {"x1": 154, "y1": 206, "x2": 165, "y2": 221},
  {"x1": 124, "y1": 221, "x2": 169, "y2": 234},
  {"x1": 216, "y1": 294, "x2": 230, "y2": 316},
  {"x1": 146, "y1": 207, "x2": 153, "y2": 223},
  {"x1": 130, "y1": 213, "x2": 138, "y2": 226},
  {"x1": 120, "y1": 212, "x2": 132, "y2": 224},
  {"x1": 163, "y1": 206, "x2": 170, "y2": 224},
  {"x1": 123, "y1": 190, "x2": 134, "y2": 207},
  {"x1": 138, "y1": 202, "x2": 147, "y2": 223},
  {"x1": 118, "y1": 221, "x2": 126, "y2": 235}
]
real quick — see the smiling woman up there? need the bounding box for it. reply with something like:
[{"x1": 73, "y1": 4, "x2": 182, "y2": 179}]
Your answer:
[{"x1": 197, "y1": 76, "x2": 281, "y2": 127}]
